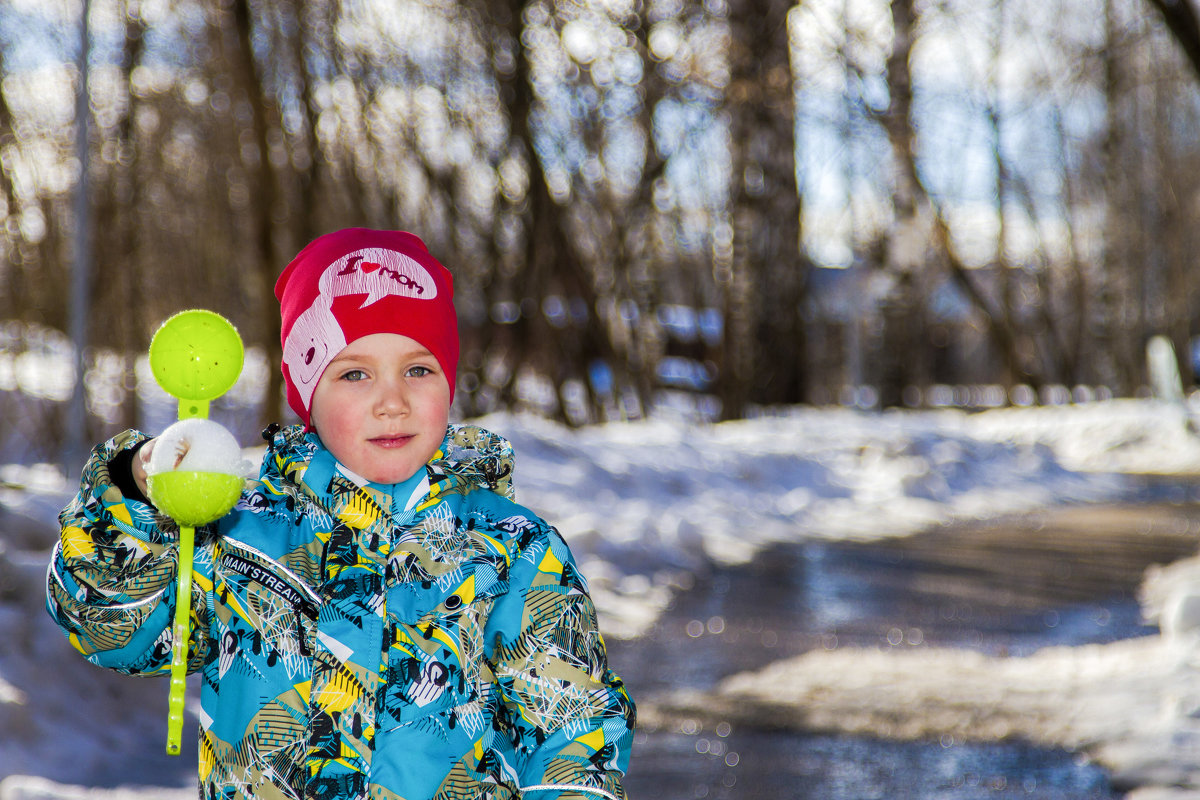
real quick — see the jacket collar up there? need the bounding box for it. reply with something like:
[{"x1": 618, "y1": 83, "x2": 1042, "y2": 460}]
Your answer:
[{"x1": 265, "y1": 422, "x2": 517, "y2": 504}]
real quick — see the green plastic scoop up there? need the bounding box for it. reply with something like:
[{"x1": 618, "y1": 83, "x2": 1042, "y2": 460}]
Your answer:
[
  {"x1": 148, "y1": 309, "x2": 245, "y2": 421},
  {"x1": 145, "y1": 309, "x2": 244, "y2": 756}
]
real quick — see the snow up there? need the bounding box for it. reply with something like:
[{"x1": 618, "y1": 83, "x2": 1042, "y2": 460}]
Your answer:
[
  {"x1": 4, "y1": 397, "x2": 1200, "y2": 796},
  {"x1": 146, "y1": 418, "x2": 253, "y2": 478}
]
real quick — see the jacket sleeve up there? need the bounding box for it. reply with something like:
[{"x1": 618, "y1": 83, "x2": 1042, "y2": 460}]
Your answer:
[
  {"x1": 487, "y1": 520, "x2": 636, "y2": 800},
  {"x1": 45, "y1": 430, "x2": 210, "y2": 676}
]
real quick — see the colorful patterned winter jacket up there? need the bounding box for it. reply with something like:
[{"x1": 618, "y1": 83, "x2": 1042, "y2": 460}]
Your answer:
[{"x1": 47, "y1": 423, "x2": 635, "y2": 800}]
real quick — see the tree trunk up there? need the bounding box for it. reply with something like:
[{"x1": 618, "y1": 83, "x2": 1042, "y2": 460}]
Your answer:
[
  {"x1": 874, "y1": 0, "x2": 926, "y2": 408},
  {"x1": 719, "y1": 0, "x2": 806, "y2": 418},
  {"x1": 230, "y1": 0, "x2": 284, "y2": 426}
]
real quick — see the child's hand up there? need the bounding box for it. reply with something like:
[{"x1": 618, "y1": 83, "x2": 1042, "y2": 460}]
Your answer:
[
  {"x1": 134, "y1": 436, "x2": 193, "y2": 496},
  {"x1": 133, "y1": 439, "x2": 156, "y2": 498}
]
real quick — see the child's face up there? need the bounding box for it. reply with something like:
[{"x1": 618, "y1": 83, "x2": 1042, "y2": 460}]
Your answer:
[{"x1": 309, "y1": 333, "x2": 451, "y2": 484}]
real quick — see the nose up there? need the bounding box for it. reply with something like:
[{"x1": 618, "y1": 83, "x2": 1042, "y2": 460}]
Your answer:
[{"x1": 374, "y1": 377, "x2": 410, "y2": 417}]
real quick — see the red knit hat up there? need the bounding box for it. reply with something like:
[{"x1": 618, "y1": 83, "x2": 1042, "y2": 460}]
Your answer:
[{"x1": 274, "y1": 228, "x2": 458, "y2": 426}]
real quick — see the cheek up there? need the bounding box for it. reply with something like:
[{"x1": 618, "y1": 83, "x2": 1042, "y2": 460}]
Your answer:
[
  {"x1": 319, "y1": 411, "x2": 353, "y2": 440},
  {"x1": 313, "y1": 410, "x2": 362, "y2": 465},
  {"x1": 421, "y1": 391, "x2": 451, "y2": 429},
  {"x1": 309, "y1": 388, "x2": 358, "y2": 445}
]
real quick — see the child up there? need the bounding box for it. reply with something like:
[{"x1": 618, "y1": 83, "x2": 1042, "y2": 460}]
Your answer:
[{"x1": 47, "y1": 228, "x2": 636, "y2": 800}]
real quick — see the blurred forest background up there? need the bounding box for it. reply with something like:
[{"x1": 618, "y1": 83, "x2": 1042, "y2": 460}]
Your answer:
[{"x1": 2, "y1": 0, "x2": 1200, "y2": 468}]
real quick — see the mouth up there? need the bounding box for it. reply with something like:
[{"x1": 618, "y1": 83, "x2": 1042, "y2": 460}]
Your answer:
[{"x1": 369, "y1": 434, "x2": 414, "y2": 449}]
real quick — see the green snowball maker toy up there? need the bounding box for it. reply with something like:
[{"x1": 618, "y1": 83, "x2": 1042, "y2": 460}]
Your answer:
[{"x1": 145, "y1": 309, "x2": 245, "y2": 756}]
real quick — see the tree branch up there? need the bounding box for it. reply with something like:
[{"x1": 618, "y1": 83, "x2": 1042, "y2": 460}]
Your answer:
[{"x1": 1144, "y1": 0, "x2": 1200, "y2": 83}]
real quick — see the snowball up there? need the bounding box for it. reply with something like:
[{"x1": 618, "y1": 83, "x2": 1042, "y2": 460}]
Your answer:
[
  {"x1": 1162, "y1": 586, "x2": 1200, "y2": 645},
  {"x1": 147, "y1": 418, "x2": 251, "y2": 477}
]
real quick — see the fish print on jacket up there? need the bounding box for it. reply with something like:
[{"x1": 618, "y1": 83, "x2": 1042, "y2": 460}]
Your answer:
[{"x1": 48, "y1": 423, "x2": 635, "y2": 800}]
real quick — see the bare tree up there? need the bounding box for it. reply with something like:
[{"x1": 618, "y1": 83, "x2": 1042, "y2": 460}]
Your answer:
[{"x1": 718, "y1": 0, "x2": 807, "y2": 418}]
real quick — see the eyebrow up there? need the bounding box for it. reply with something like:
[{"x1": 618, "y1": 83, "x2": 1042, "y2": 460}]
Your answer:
[
  {"x1": 327, "y1": 345, "x2": 435, "y2": 365},
  {"x1": 326, "y1": 352, "x2": 367, "y2": 367}
]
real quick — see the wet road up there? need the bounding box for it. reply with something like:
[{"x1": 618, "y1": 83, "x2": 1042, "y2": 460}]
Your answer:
[{"x1": 610, "y1": 499, "x2": 1200, "y2": 799}]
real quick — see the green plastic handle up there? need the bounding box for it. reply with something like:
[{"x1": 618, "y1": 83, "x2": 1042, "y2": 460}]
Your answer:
[
  {"x1": 147, "y1": 310, "x2": 244, "y2": 756},
  {"x1": 165, "y1": 524, "x2": 195, "y2": 756}
]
